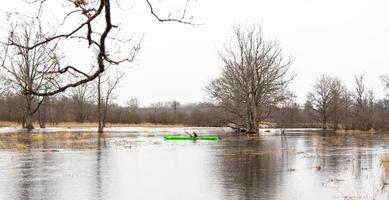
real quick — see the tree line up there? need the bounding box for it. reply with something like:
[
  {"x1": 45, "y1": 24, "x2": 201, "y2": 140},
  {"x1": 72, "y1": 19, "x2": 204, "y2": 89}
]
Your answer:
[
  {"x1": 0, "y1": 91, "x2": 223, "y2": 128},
  {"x1": 1, "y1": 72, "x2": 389, "y2": 132},
  {"x1": 301, "y1": 74, "x2": 389, "y2": 131}
]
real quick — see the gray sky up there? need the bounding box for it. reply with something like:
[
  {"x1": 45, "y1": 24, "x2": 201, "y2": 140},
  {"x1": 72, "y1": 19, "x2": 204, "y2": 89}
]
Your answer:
[{"x1": 2, "y1": 0, "x2": 389, "y2": 106}]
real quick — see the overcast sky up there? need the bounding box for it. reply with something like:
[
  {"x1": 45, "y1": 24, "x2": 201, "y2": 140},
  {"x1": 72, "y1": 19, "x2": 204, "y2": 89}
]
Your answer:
[{"x1": 2, "y1": 0, "x2": 389, "y2": 106}]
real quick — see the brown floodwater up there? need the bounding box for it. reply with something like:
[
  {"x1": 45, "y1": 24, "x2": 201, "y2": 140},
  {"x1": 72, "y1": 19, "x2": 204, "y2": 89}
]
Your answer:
[{"x1": 0, "y1": 128, "x2": 388, "y2": 200}]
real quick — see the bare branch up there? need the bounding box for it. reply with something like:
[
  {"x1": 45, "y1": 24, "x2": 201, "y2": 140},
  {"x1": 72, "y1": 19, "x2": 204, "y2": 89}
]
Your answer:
[
  {"x1": 146, "y1": 0, "x2": 196, "y2": 25},
  {"x1": 2, "y1": 0, "x2": 194, "y2": 97}
]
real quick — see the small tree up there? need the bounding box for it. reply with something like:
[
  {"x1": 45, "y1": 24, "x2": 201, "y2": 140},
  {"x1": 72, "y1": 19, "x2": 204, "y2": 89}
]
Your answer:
[
  {"x1": 171, "y1": 100, "x2": 180, "y2": 114},
  {"x1": 275, "y1": 91, "x2": 298, "y2": 134},
  {"x1": 351, "y1": 74, "x2": 374, "y2": 130},
  {"x1": 327, "y1": 78, "x2": 346, "y2": 129},
  {"x1": 342, "y1": 90, "x2": 352, "y2": 130},
  {"x1": 307, "y1": 75, "x2": 344, "y2": 129},
  {"x1": 96, "y1": 69, "x2": 124, "y2": 133},
  {"x1": 207, "y1": 25, "x2": 293, "y2": 133},
  {"x1": 125, "y1": 98, "x2": 141, "y2": 123},
  {"x1": 71, "y1": 84, "x2": 92, "y2": 123}
]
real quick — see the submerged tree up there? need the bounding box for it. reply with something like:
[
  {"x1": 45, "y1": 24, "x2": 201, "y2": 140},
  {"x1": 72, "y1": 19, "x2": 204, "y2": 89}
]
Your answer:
[{"x1": 207, "y1": 25, "x2": 293, "y2": 133}]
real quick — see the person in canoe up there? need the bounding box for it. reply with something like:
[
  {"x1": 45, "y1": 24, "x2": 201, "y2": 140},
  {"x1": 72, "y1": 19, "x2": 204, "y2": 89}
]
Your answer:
[{"x1": 185, "y1": 131, "x2": 198, "y2": 138}]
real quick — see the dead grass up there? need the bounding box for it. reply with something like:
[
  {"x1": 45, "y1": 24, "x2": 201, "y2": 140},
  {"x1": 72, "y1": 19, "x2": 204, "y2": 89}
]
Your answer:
[
  {"x1": 380, "y1": 155, "x2": 389, "y2": 192},
  {"x1": 318, "y1": 138, "x2": 329, "y2": 149},
  {"x1": 4, "y1": 132, "x2": 93, "y2": 141},
  {"x1": 381, "y1": 155, "x2": 389, "y2": 171},
  {"x1": 335, "y1": 129, "x2": 379, "y2": 135},
  {"x1": 0, "y1": 121, "x2": 186, "y2": 128},
  {"x1": 0, "y1": 132, "x2": 96, "y2": 150},
  {"x1": 0, "y1": 121, "x2": 20, "y2": 128},
  {"x1": 318, "y1": 137, "x2": 344, "y2": 149}
]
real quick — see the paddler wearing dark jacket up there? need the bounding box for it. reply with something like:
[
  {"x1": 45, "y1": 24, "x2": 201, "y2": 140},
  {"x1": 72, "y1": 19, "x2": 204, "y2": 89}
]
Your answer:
[{"x1": 185, "y1": 131, "x2": 198, "y2": 138}]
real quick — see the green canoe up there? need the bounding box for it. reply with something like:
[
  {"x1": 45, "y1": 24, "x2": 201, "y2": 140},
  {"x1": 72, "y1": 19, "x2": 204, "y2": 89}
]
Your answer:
[{"x1": 163, "y1": 135, "x2": 220, "y2": 141}]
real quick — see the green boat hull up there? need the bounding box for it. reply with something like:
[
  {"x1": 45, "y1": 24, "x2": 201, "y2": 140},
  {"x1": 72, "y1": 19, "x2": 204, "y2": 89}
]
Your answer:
[{"x1": 163, "y1": 135, "x2": 220, "y2": 140}]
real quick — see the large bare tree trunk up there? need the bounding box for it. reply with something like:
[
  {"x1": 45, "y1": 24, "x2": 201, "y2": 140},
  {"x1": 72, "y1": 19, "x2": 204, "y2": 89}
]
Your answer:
[
  {"x1": 24, "y1": 113, "x2": 34, "y2": 129},
  {"x1": 245, "y1": 95, "x2": 255, "y2": 133},
  {"x1": 23, "y1": 95, "x2": 34, "y2": 129},
  {"x1": 38, "y1": 98, "x2": 47, "y2": 128}
]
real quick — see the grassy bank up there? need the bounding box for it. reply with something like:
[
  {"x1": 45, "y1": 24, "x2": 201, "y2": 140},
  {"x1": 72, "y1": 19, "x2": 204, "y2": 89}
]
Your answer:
[
  {"x1": 0, "y1": 132, "x2": 96, "y2": 150},
  {"x1": 335, "y1": 129, "x2": 387, "y2": 134},
  {"x1": 0, "y1": 121, "x2": 186, "y2": 128},
  {"x1": 0, "y1": 121, "x2": 19, "y2": 128}
]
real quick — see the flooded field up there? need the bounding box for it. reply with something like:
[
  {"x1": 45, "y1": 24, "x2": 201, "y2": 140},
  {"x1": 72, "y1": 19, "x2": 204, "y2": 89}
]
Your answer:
[{"x1": 0, "y1": 128, "x2": 388, "y2": 200}]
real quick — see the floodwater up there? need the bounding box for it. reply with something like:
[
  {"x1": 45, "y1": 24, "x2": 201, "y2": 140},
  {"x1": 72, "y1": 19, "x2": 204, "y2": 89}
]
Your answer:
[{"x1": 0, "y1": 128, "x2": 388, "y2": 200}]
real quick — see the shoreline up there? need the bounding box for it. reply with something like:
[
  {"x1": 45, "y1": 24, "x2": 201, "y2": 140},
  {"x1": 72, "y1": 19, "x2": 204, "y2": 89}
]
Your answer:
[{"x1": 0, "y1": 121, "x2": 187, "y2": 129}]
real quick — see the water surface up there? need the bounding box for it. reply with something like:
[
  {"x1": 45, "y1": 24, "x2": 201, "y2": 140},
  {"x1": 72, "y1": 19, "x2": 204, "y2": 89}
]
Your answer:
[{"x1": 0, "y1": 128, "x2": 388, "y2": 200}]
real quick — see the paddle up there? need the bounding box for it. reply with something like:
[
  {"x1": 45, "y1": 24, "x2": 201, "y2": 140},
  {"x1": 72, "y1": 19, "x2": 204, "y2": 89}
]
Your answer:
[{"x1": 184, "y1": 131, "x2": 193, "y2": 137}]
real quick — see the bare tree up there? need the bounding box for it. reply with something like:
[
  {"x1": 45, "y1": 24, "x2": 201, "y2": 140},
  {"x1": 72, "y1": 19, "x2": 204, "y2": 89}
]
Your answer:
[
  {"x1": 96, "y1": 69, "x2": 124, "y2": 133},
  {"x1": 307, "y1": 75, "x2": 343, "y2": 129},
  {"x1": 171, "y1": 100, "x2": 180, "y2": 114},
  {"x1": 342, "y1": 89, "x2": 352, "y2": 130},
  {"x1": 327, "y1": 78, "x2": 346, "y2": 129},
  {"x1": 0, "y1": 19, "x2": 60, "y2": 129},
  {"x1": 127, "y1": 98, "x2": 139, "y2": 110},
  {"x1": 275, "y1": 91, "x2": 297, "y2": 134},
  {"x1": 352, "y1": 74, "x2": 374, "y2": 130},
  {"x1": 71, "y1": 83, "x2": 92, "y2": 123},
  {"x1": 125, "y1": 98, "x2": 140, "y2": 123},
  {"x1": 0, "y1": 73, "x2": 7, "y2": 96},
  {"x1": 2, "y1": 0, "x2": 195, "y2": 97},
  {"x1": 376, "y1": 75, "x2": 389, "y2": 130},
  {"x1": 380, "y1": 75, "x2": 389, "y2": 89},
  {"x1": 207, "y1": 25, "x2": 293, "y2": 133}
]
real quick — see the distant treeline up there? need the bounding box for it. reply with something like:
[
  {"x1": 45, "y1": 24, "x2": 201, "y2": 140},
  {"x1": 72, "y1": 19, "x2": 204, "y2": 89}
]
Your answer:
[
  {"x1": 1, "y1": 82, "x2": 389, "y2": 131},
  {"x1": 270, "y1": 98, "x2": 389, "y2": 131},
  {"x1": 0, "y1": 94, "x2": 223, "y2": 127},
  {"x1": 1, "y1": 88, "x2": 389, "y2": 131}
]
